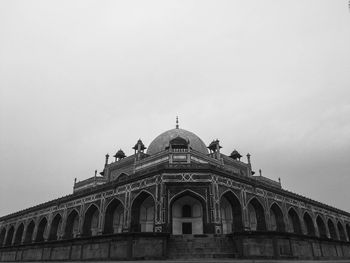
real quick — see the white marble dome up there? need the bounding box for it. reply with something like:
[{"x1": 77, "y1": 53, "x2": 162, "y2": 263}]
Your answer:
[{"x1": 147, "y1": 128, "x2": 208, "y2": 155}]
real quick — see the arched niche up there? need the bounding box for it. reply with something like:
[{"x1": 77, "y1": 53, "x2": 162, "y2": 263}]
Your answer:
[
  {"x1": 328, "y1": 219, "x2": 337, "y2": 240},
  {"x1": 117, "y1": 173, "x2": 128, "y2": 182},
  {"x1": 337, "y1": 221, "x2": 346, "y2": 241},
  {"x1": 270, "y1": 203, "x2": 285, "y2": 232},
  {"x1": 247, "y1": 198, "x2": 266, "y2": 231},
  {"x1": 316, "y1": 216, "x2": 327, "y2": 238},
  {"x1": 130, "y1": 191, "x2": 155, "y2": 232},
  {"x1": 303, "y1": 212, "x2": 316, "y2": 236},
  {"x1": 14, "y1": 223, "x2": 24, "y2": 245},
  {"x1": 64, "y1": 210, "x2": 79, "y2": 239},
  {"x1": 48, "y1": 214, "x2": 62, "y2": 241},
  {"x1": 82, "y1": 204, "x2": 100, "y2": 236},
  {"x1": 5, "y1": 226, "x2": 14, "y2": 246},
  {"x1": 24, "y1": 221, "x2": 35, "y2": 243},
  {"x1": 172, "y1": 194, "x2": 203, "y2": 235},
  {"x1": 288, "y1": 208, "x2": 302, "y2": 234},
  {"x1": 220, "y1": 191, "x2": 243, "y2": 234},
  {"x1": 0, "y1": 228, "x2": 6, "y2": 246},
  {"x1": 35, "y1": 217, "x2": 48, "y2": 242},
  {"x1": 104, "y1": 199, "x2": 124, "y2": 234}
]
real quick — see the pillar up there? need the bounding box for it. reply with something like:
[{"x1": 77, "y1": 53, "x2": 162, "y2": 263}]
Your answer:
[
  {"x1": 59, "y1": 209, "x2": 68, "y2": 240},
  {"x1": 98, "y1": 198, "x2": 105, "y2": 235}
]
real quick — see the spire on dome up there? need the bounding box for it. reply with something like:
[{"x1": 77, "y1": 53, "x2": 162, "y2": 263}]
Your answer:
[{"x1": 176, "y1": 116, "x2": 179, "y2": 129}]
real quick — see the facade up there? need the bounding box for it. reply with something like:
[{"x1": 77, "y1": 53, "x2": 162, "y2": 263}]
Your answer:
[{"x1": 1, "y1": 123, "x2": 350, "y2": 260}]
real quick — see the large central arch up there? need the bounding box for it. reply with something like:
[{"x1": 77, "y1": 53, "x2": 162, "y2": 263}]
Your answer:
[{"x1": 169, "y1": 190, "x2": 207, "y2": 235}]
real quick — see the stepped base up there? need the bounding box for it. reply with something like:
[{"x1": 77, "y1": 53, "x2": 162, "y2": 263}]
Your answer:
[{"x1": 167, "y1": 235, "x2": 238, "y2": 259}]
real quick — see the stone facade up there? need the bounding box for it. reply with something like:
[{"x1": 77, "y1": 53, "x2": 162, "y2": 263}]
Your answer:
[{"x1": 0, "y1": 126, "x2": 350, "y2": 260}]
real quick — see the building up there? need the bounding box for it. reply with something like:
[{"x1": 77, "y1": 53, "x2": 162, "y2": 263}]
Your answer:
[{"x1": 0, "y1": 121, "x2": 350, "y2": 261}]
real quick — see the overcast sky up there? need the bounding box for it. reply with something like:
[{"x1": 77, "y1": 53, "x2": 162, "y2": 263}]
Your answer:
[{"x1": 0, "y1": 1, "x2": 350, "y2": 217}]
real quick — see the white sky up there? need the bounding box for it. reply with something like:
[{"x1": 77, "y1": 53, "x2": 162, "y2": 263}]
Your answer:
[{"x1": 0, "y1": 0, "x2": 350, "y2": 217}]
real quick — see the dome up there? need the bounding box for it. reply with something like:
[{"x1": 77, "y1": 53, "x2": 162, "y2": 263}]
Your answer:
[{"x1": 147, "y1": 128, "x2": 209, "y2": 155}]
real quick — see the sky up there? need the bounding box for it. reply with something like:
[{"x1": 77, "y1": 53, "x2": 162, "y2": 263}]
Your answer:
[{"x1": 0, "y1": 0, "x2": 350, "y2": 217}]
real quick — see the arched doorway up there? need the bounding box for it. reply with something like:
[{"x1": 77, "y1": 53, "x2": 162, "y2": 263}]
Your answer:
[
  {"x1": 247, "y1": 198, "x2": 266, "y2": 231},
  {"x1": 328, "y1": 219, "x2": 337, "y2": 240},
  {"x1": 82, "y1": 204, "x2": 99, "y2": 236},
  {"x1": 64, "y1": 210, "x2": 79, "y2": 239},
  {"x1": 104, "y1": 199, "x2": 124, "y2": 234},
  {"x1": 24, "y1": 221, "x2": 35, "y2": 243},
  {"x1": 316, "y1": 216, "x2": 327, "y2": 238},
  {"x1": 35, "y1": 217, "x2": 47, "y2": 242},
  {"x1": 220, "y1": 191, "x2": 243, "y2": 234},
  {"x1": 0, "y1": 228, "x2": 6, "y2": 246},
  {"x1": 5, "y1": 226, "x2": 14, "y2": 246},
  {"x1": 130, "y1": 192, "x2": 155, "y2": 232},
  {"x1": 337, "y1": 221, "x2": 346, "y2": 241},
  {"x1": 172, "y1": 195, "x2": 203, "y2": 235},
  {"x1": 14, "y1": 223, "x2": 24, "y2": 245},
  {"x1": 303, "y1": 212, "x2": 315, "y2": 236},
  {"x1": 288, "y1": 208, "x2": 302, "y2": 234},
  {"x1": 270, "y1": 203, "x2": 285, "y2": 232},
  {"x1": 48, "y1": 214, "x2": 62, "y2": 241}
]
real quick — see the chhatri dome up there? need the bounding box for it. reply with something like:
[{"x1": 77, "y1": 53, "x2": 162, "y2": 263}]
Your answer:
[{"x1": 147, "y1": 117, "x2": 209, "y2": 155}]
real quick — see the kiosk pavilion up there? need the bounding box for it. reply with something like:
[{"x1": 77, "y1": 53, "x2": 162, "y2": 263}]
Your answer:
[{"x1": 1, "y1": 121, "x2": 350, "y2": 261}]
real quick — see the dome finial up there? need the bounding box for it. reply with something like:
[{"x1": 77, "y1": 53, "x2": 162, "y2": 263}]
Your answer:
[{"x1": 176, "y1": 116, "x2": 179, "y2": 129}]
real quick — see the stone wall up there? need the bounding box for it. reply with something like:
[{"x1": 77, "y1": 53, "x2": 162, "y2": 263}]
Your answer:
[
  {"x1": 0, "y1": 233, "x2": 168, "y2": 261},
  {"x1": 232, "y1": 231, "x2": 350, "y2": 260}
]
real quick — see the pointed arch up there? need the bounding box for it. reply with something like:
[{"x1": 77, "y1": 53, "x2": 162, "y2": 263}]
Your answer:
[
  {"x1": 131, "y1": 191, "x2": 155, "y2": 232},
  {"x1": 220, "y1": 190, "x2": 243, "y2": 233},
  {"x1": 316, "y1": 216, "x2": 327, "y2": 238},
  {"x1": 24, "y1": 220, "x2": 35, "y2": 243},
  {"x1": 82, "y1": 204, "x2": 100, "y2": 237},
  {"x1": 346, "y1": 224, "x2": 350, "y2": 241},
  {"x1": 104, "y1": 198, "x2": 124, "y2": 234},
  {"x1": 247, "y1": 197, "x2": 266, "y2": 231},
  {"x1": 170, "y1": 189, "x2": 207, "y2": 234},
  {"x1": 337, "y1": 221, "x2": 346, "y2": 241},
  {"x1": 328, "y1": 219, "x2": 337, "y2": 240},
  {"x1": 48, "y1": 213, "x2": 62, "y2": 241},
  {"x1": 303, "y1": 212, "x2": 315, "y2": 236},
  {"x1": 270, "y1": 203, "x2": 285, "y2": 232},
  {"x1": 14, "y1": 223, "x2": 24, "y2": 245},
  {"x1": 35, "y1": 217, "x2": 48, "y2": 242},
  {"x1": 64, "y1": 209, "x2": 79, "y2": 239},
  {"x1": 170, "y1": 189, "x2": 206, "y2": 203},
  {"x1": 117, "y1": 173, "x2": 128, "y2": 182},
  {"x1": 0, "y1": 228, "x2": 6, "y2": 246},
  {"x1": 5, "y1": 226, "x2": 15, "y2": 246},
  {"x1": 288, "y1": 208, "x2": 302, "y2": 234}
]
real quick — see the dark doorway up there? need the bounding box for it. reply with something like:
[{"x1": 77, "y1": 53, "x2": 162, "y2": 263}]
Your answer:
[{"x1": 182, "y1": 222, "x2": 192, "y2": 234}]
